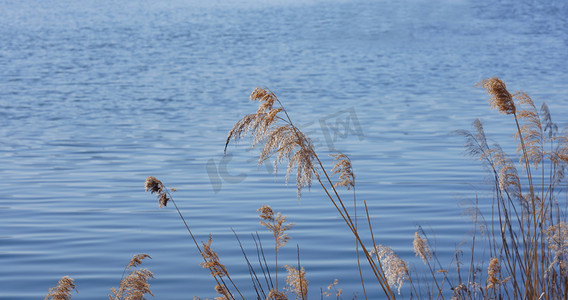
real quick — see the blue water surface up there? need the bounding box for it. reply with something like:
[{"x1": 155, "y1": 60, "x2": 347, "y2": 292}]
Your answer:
[{"x1": 1, "y1": 0, "x2": 567, "y2": 298}]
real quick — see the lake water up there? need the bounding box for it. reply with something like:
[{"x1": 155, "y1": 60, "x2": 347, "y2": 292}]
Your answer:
[{"x1": 1, "y1": 0, "x2": 567, "y2": 298}]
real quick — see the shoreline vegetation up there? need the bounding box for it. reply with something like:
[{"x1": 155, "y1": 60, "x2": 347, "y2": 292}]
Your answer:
[{"x1": 45, "y1": 78, "x2": 568, "y2": 300}]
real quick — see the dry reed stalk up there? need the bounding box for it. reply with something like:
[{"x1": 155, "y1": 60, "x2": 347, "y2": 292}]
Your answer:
[
  {"x1": 412, "y1": 231, "x2": 446, "y2": 298},
  {"x1": 44, "y1": 276, "x2": 77, "y2": 300},
  {"x1": 283, "y1": 265, "x2": 308, "y2": 299},
  {"x1": 226, "y1": 88, "x2": 395, "y2": 299},
  {"x1": 144, "y1": 177, "x2": 243, "y2": 300},
  {"x1": 257, "y1": 205, "x2": 294, "y2": 291},
  {"x1": 330, "y1": 152, "x2": 368, "y2": 299},
  {"x1": 478, "y1": 78, "x2": 541, "y2": 298},
  {"x1": 109, "y1": 254, "x2": 154, "y2": 300}
]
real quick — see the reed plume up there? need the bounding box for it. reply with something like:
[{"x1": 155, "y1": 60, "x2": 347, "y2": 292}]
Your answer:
[
  {"x1": 44, "y1": 276, "x2": 77, "y2": 300},
  {"x1": 476, "y1": 77, "x2": 516, "y2": 115},
  {"x1": 413, "y1": 231, "x2": 431, "y2": 264},
  {"x1": 257, "y1": 205, "x2": 294, "y2": 250},
  {"x1": 258, "y1": 205, "x2": 294, "y2": 290},
  {"x1": 145, "y1": 176, "x2": 170, "y2": 208},
  {"x1": 214, "y1": 284, "x2": 232, "y2": 300},
  {"x1": 370, "y1": 246, "x2": 409, "y2": 295},
  {"x1": 110, "y1": 254, "x2": 154, "y2": 300},
  {"x1": 322, "y1": 279, "x2": 343, "y2": 298},
  {"x1": 546, "y1": 222, "x2": 568, "y2": 277},
  {"x1": 125, "y1": 254, "x2": 152, "y2": 269},
  {"x1": 486, "y1": 257, "x2": 509, "y2": 293},
  {"x1": 330, "y1": 153, "x2": 355, "y2": 190},
  {"x1": 225, "y1": 88, "x2": 317, "y2": 198},
  {"x1": 200, "y1": 235, "x2": 230, "y2": 278},
  {"x1": 267, "y1": 289, "x2": 288, "y2": 300},
  {"x1": 283, "y1": 265, "x2": 308, "y2": 299},
  {"x1": 491, "y1": 145, "x2": 523, "y2": 200}
]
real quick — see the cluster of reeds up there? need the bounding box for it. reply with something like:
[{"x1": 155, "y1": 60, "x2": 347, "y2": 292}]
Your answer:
[
  {"x1": 45, "y1": 78, "x2": 567, "y2": 299},
  {"x1": 224, "y1": 87, "x2": 397, "y2": 299},
  {"x1": 44, "y1": 254, "x2": 153, "y2": 300},
  {"x1": 221, "y1": 81, "x2": 568, "y2": 299},
  {"x1": 448, "y1": 78, "x2": 568, "y2": 299}
]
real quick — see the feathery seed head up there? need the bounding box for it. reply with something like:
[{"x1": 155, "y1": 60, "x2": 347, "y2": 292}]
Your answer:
[
  {"x1": 226, "y1": 89, "x2": 318, "y2": 198},
  {"x1": 214, "y1": 285, "x2": 232, "y2": 300},
  {"x1": 44, "y1": 276, "x2": 77, "y2": 300},
  {"x1": 257, "y1": 205, "x2": 294, "y2": 250},
  {"x1": 200, "y1": 235, "x2": 229, "y2": 278},
  {"x1": 158, "y1": 193, "x2": 170, "y2": 208},
  {"x1": 257, "y1": 205, "x2": 274, "y2": 221},
  {"x1": 126, "y1": 254, "x2": 152, "y2": 269},
  {"x1": 267, "y1": 289, "x2": 288, "y2": 300},
  {"x1": 370, "y1": 245, "x2": 409, "y2": 295},
  {"x1": 109, "y1": 254, "x2": 154, "y2": 300},
  {"x1": 145, "y1": 176, "x2": 163, "y2": 194},
  {"x1": 413, "y1": 231, "x2": 431, "y2": 264},
  {"x1": 546, "y1": 222, "x2": 568, "y2": 275},
  {"x1": 477, "y1": 77, "x2": 516, "y2": 115},
  {"x1": 144, "y1": 176, "x2": 171, "y2": 208},
  {"x1": 486, "y1": 257, "x2": 503, "y2": 291},
  {"x1": 330, "y1": 153, "x2": 355, "y2": 190},
  {"x1": 284, "y1": 265, "x2": 308, "y2": 298}
]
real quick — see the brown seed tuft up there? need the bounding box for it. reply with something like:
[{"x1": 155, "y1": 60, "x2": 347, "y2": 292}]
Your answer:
[
  {"x1": 413, "y1": 231, "x2": 431, "y2": 264},
  {"x1": 267, "y1": 289, "x2": 288, "y2": 300},
  {"x1": 283, "y1": 265, "x2": 308, "y2": 298},
  {"x1": 486, "y1": 257, "x2": 505, "y2": 291},
  {"x1": 44, "y1": 276, "x2": 77, "y2": 300},
  {"x1": 144, "y1": 176, "x2": 163, "y2": 194},
  {"x1": 546, "y1": 222, "x2": 568, "y2": 276},
  {"x1": 329, "y1": 152, "x2": 355, "y2": 190},
  {"x1": 257, "y1": 205, "x2": 294, "y2": 250},
  {"x1": 226, "y1": 88, "x2": 318, "y2": 198},
  {"x1": 370, "y1": 245, "x2": 409, "y2": 295},
  {"x1": 200, "y1": 235, "x2": 229, "y2": 278},
  {"x1": 214, "y1": 284, "x2": 232, "y2": 300},
  {"x1": 125, "y1": 254, "x2": 152, "y2": 269},
  {"x1": 144, "y1": 176, "x2": 170, "y2": 208},
  {"x1": 477, "y1": 77, "x2": 516, "y2": 115},
  {"x1": 110, "y1": 254, "x2": 154, "y2": 300}
]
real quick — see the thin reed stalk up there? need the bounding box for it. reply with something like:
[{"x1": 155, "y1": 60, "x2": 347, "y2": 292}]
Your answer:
[{"x1": 144, "y1": 177, "x2": 243, "y2": 300}]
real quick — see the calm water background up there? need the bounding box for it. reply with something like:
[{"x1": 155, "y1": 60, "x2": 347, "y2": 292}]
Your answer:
[{"x1": 1, "y1": 0, "x2": 567, "y2": 298}]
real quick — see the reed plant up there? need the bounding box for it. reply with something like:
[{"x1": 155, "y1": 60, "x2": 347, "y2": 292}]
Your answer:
[{"x1": 449, "y1": 78, "x2": 568, "y2": 299}]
